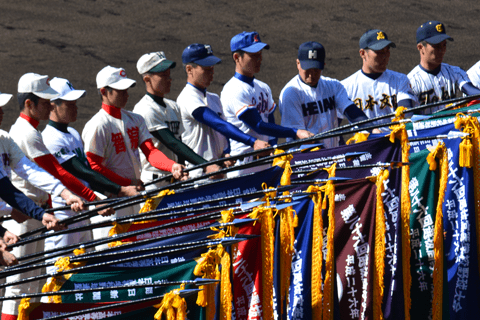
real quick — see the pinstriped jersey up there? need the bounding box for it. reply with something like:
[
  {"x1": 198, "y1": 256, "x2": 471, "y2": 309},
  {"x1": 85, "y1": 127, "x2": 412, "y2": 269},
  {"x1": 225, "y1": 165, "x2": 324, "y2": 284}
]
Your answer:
[
  {"x1": 408, "y1": 63, "x2": 470, "y2": 113},
  {"x1": 467, "y1": 61, "x2": 480, "y2": 89}
]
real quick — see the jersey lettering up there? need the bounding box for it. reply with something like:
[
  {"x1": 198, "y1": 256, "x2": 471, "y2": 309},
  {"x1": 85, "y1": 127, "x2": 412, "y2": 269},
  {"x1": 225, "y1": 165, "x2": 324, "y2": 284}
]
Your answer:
[
  {"x1": 111, "y1": 132, "x2": 126, "y2": 154},
  {"x1": 380, "y1": 93, "x2": 397, "y2": 110},
  {"x1": 418, "y1": 87, "x2": 453, "y2": 105},
  {"x1": 165, "y1": 121, "x2": 180, "y2": 135},
  {"x1": 301, "y1": 97, "x2": 335, "y2": 117},
  {"x1": 127, "y1": 127, "x2": 139, "y2": 149},
  {"x1": 364, "y1": 95, "x2": 377, "y2": 111},
  {"x1": 255, "y1": 92, "x2": 269, "y2": 114},
  {"x1": 355, "y1": 94, "x2": 397, "y2": 111},
  {"x1": 54, "y1": 147, "x2": 70, "y2": 159},
  {"x1": 73, "y1": 147, "x2": 88, "y2": 164},
  {"x1": 302, "y1": 101, "x2": 319, "y2": 116}
]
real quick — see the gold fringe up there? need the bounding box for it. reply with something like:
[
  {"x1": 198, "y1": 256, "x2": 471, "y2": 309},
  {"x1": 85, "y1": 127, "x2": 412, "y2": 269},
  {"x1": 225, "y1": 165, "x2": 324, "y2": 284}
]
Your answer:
[
  {"x1": 346, "y1": 132, "x2": 370, "y2": 145},
  {"x1": 388, "y1": 124, "x2": 411, "y2": 320},
  {"x1": 429, "y1": 142, "x2": 448, "y2": 320},
  {"x1": 107, "y1": 221, "x2": 133, "y2": 248},
  {"x1": 154, "y1": 284, "x2": 187, "y2": 320},
  {"x1": 139, "y1": 189, "x2": 175, "y2": 214},
  {"x1": 193, "y1": 249, "x2": 219, "y2": 319},
  {"x1": 307, "y1": 185, "x2": 324, "y2": 320},
  {"x1": 17, "y1": 298, "x2": 40, "y2": 320},
  {"x1": 373, "y1": 169, "x2": 389, "y2": 320},
  {"x1": 393, "y1": 106, "x2": 408, "y2": 122}
]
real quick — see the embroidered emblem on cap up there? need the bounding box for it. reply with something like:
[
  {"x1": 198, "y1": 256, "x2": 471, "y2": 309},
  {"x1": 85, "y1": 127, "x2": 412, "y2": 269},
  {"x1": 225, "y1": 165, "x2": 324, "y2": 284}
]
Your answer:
[
  {"x1": 158, "y1": 52, "x2": 166, "y2": 59},
  {"x1": 67, "y1": 82, "x2": 74, "y2": 90},
  {"x1": 436, "y1": 24, "x2": 443, "y2": 32},
  {"x1": 204, "y1": 44, "x2": 213, "y2": 54},
  {"x1": 254, "y1": 34, "x2": 259, "y2": 42},
  {"x1": 377, "y1": 31, "x2": 386, "y2": 40},
  {"x1": 308, "y1": 50, "x2": 317, "y2": 59},
  {"x1": 120, "y1": 70, "x2": 126, "y2": 77}
]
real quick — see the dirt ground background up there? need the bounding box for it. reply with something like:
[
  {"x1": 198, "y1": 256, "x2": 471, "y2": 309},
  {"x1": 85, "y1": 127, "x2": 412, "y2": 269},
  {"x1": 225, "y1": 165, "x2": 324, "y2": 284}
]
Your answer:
[{"x1": 1, "y1": 0, "x2": 480, "y2": 133}]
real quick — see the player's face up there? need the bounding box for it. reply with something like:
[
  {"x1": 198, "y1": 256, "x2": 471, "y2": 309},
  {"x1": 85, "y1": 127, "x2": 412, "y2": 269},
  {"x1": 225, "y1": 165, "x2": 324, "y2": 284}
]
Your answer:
[
  {"x1": 361, "y1": 47, "x2": 390, "y2": 73},
  {"x1": 237, "y1": 51, "x2": 262, "y2": 77},
  {"x1": 53, "y1": 100, "x2": 78, "y2": 123},
  {"x1": 296, "y1": 60, "x2": 322, "y2": 87},
  {"x1": 190, "y1": 65, "x2": 215, "y2": 89},
  {"x1": 105, "y1": 89, "x2": 129, "y2": 109},
  {"x1": 148, "y1": 69, "x2": 172, "y2": 97},
  {"x1": 421, "y1": 41, "x2": 447, "y2": 67},
  {"x1": 32, "y1": 98, "x2": 54, "y2": 121}
]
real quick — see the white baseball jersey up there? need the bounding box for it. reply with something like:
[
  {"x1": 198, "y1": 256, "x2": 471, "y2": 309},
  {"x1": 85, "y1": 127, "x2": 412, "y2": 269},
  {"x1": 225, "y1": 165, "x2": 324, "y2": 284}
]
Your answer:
[
  {"x1": 408, "y1": 63, "x2": 470, "y2": 113},
  {"x1": 10, "y1": 116, "x2": 55, "y2": 204},
  {"x1": 82, "y1": 106, "x2": 153, "y2": 182},
  {"x1": 279, "y1": 74, "x2": 352, "y2": 148},
  {"x1": 342, "y1": 69, "x2": 416, "y2": 131},
  {"x1": 133, "y1": 94, "x2": 183, "y2": 175},
  {"x1": 221, "y1": 76, "x2": 275, "y2": 156},
  {"x1": 42, "y1": 124, "x2": 90, "y2": 188},
  {"x1": 467, "y1": 61, "x2": 480, "y2": 89},
  {"x1": 176, "y1": 84, "x2": 228, "y2": 162}
]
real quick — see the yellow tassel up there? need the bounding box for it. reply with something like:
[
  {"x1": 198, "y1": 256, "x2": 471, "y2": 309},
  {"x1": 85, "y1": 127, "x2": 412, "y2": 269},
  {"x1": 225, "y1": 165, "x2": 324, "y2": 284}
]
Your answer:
[
  {"x1": 194, "y1": 249, "x2": 220, "y2": 319},
  {"x1": 307, "y1": 185, "x2": 324, "y2": 320},
  {"x1": 373, "y1": 169, "x2": 389, "y2": 320},
  {"x1": 218, "y1": 245, "x2": 232, "y2": 320},
  {"x1": 248, "y1": 205, "x2": 275, "y2": 320},
  {"x1": 346, "y1": 132, "x2": 370, "y2": 145},
  {"x1": 154, "y1": 285, "x2": 187, "y2": 320},
  {"x1": 392, "y1": 106, "x2": 408, "y2": 122},
  {"x1": 139, "y1": 189, "x2": 175, "y2": 214},
  {"x1": 17, "y1": 298, "x2": 39, "y2": 320},
  {"x1": 278, "y1": 202, "x2": 296, "y2": 315},
  {"x1": 429, "y1": 142, "x2": 448, "y2": 320},
  {"x1": 388, "y1": 124, "x2": 411, "y2": 320}
]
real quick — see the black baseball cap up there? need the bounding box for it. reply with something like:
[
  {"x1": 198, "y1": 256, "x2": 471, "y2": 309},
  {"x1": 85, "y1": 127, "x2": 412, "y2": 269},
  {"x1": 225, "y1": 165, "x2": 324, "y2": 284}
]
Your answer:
[
  {"x1": 182, "y1": 43, "x2": 221, "y2": 67},
  {"x1": 298, "y1": 41, "x2": 325, "y2": 70},
  {"x1": 359, "y1": 29, "x2": 396, "y2": 50},
  {"x1": 416, "y1": 21, "x2": 453, "y2": 44}
]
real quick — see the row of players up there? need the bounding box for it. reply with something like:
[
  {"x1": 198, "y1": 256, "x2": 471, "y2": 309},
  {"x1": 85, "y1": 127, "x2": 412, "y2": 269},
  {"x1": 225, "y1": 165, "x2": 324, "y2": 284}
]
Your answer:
[{"x1": 0, "y1": 20, "x2": 480, "y2": 319}]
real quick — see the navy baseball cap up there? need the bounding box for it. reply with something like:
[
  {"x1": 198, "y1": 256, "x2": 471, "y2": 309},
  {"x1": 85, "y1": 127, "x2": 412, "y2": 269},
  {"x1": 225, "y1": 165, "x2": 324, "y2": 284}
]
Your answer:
[
  {"x1": 182, "y1": 44, "x2": 221, "y2": 67},
  {"x1": 230, "y1": 31, "x2": 270, "y2": 53},
  {"x1": 298, "y1": 41, "x2": 325, "y2": 70},
  {"x1": 359, "y1": 29, "x2": 396, "y2": 50},
  {"x1": 416, "y1": 21, "x2": 453, "y2": 44}
]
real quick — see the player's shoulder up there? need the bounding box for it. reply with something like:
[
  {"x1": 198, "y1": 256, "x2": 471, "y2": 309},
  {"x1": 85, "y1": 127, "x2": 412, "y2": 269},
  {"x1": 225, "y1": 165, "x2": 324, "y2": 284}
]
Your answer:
[
  {"x1": 407, "y1": 65, "x2": 424, "y2": 79},
  {"x1": 383, "y1": 69, "x2": 408, "y2": 80},
  {"x1": 280, "y1": 75, "x2": 302, "y2": 95},
  {"x1": 341, "y1": 70, "x2": 362, "y2": 85},
  {"x1": 132, "y1": 94, "x2": 152, "y2": 113},
  {"x1": 121, "y1": 108, "x2": 147, "y2": 124},
  {"x1": 468, "y1": 60, "x2": 480, "y2": 72},
  {"x1": 0, "y1": 129, "x2": 11, "y2": 138},
  {"x1": 253, "y1": 78, "x2": 272, "y2": 93},
  {"x1": 440, "y1": 62, "x2": 466, "y2": 74}
]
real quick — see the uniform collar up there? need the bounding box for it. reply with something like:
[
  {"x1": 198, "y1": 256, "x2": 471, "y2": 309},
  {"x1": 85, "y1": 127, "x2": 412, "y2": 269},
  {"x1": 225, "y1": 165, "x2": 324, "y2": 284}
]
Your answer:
[
  {"x1": 19, "y1": 113, "x2": 39, "y2": 129},
  {"x1": 102, "y1": 103, "x2": 122, "y2": 119},
  {"x1": 47, "y1": 120, "x2": 69, "y2": 133},
  {"x1": 147, "y1": 93, "x2": 166, "y2": 108},
  {"x1": 187, "y1": 82, "x2": 207, "y2": 97},
  {"x1": 361, "y1": 70, "x2": 383, "y2": 80},
  {"x1": 419, "y1": 64, "x2": 442, "y2": 76},
  {"x1": 234, "y1": 72, "x2": 255, "y2": 87}
]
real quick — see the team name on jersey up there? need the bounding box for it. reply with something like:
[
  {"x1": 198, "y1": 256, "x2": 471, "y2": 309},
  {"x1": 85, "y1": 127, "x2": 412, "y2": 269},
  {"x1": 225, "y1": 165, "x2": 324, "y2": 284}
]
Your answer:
[
  {"x1": 418, "y1": 87, "x2": 453, "y2": 105},
  {"x1": 301, "y1": 97, "x2": 335, "y2": 117},
  {"x1": 111, "y1": 126, "x2": 139, "y2": 154},
  {"x1": 252, "y1": 92, "x2": 269, "y2": 114},
  {"x1": 165, "y1": 121, "x2": 180, "y2": 135},
  {"x1": 353, "y1": 93, "x2": 397, "y2": 111}
]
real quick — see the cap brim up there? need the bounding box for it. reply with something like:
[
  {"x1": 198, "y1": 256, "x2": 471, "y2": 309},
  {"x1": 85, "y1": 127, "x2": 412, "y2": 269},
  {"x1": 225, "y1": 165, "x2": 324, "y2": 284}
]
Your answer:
[
  {"x1": 0, "y1": 93, "x2": 13, "y2": 107},
  {"x1": 299, "y1": 60, "x2": 324, "y2": 70},
  {"x1": 108, "y1": 78, "x2": 136, "y2": 90},
  {"x1": 149, "y1": 60, "x2": 176, "y2": 73},
  {"x1": 425, "y1": 34, "x2": 453, "y2": 44},
  {"x1": 53, "y1": 89, "x2": 86, "y2": 101},
  {"x1": 367, "y1": 40, "x2": 396, "y2": 50},
  {"x1": 33, "y1": 87, "x2": 60, "y2": 100},
  {"x1": 195, "y1": 55, "x2": 222, "y2": 67},
  {"x1": 241, "y1": 42, "x2": 270, "y2": 53}
]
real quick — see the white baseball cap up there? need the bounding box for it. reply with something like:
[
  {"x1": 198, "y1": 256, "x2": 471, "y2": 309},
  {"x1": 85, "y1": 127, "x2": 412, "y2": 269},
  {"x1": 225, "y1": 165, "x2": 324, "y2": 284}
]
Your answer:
[
  {"x1": 49, "y1": 77, "x2": 86, "y2": 101},
  {"x1": 96, "y1": 66, "x2": 136, "y2": 90},
  {"x1": 18, "y1": 73, "x2": 59, "y2": 99},
  {"x1": 137, "y1": 51, "x2": 176, "y2": 74},
  {"x1": 0, "y1": 92, "x2": 13, "y2": 107}
]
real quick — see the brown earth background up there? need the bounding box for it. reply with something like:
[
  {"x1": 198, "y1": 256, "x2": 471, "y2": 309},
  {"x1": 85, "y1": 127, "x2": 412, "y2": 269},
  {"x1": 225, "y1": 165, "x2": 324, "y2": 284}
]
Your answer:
[{"x1": 1, "y1": 0, "x2": 480, "y2": 134}]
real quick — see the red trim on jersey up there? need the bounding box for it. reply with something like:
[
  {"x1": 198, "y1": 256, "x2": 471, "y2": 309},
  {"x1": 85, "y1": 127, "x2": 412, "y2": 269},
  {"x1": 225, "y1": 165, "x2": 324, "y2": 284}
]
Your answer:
[
  {"x1": 86, "y1": 152, "x2": 132, "y2": 186},
  {"x1": 102, "y1": 103, "x2": 122, "y2": 119},
  {"x1": 34, "y1": 154, "x2": 97, "y2": 202},
  {"x1": 1, "y1": 313, "x2": 18, "y2": 320},
  {"x1": 140, "y1": 139, "x2": 175, "y2": 172},
  {"x1": 19, "y1": 113, "x2": 39, "y2": 129}
]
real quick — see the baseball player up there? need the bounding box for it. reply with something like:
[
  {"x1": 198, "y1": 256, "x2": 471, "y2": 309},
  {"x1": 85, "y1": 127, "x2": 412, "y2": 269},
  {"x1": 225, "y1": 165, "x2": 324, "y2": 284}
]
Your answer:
[
  {"x1": 133, "y1": 51, "x2": 222, "y2": 188},
  {"x1": 341, "y1": 29, "x2": 417, "y2": 131},
  {"x1": 467, "y1": 61, "x2": 480, "y2": 89},
  {"x1": 408, "y1": 21, "x2": 480, "y2": 114},
  {"x1": 220, "y1": 31, "x2": 314, "y2": 176},
  {"x1": 82, "y1": 66, "x2": 187, "y2": 245},
  {"x1": 176, "y1": 43, "x2": 269, "y2": 177},
  {"x1": 0, "y1": 226, "x2": 18, "y2": 266},
  {"x1": 280, "y1": 41, "x2": 372, "y2": 148}
]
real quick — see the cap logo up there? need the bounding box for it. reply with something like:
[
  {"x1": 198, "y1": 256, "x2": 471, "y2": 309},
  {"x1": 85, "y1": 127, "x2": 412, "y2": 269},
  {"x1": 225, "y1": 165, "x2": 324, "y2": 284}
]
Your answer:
[
  {"x1": 204, "y1": 45, "x2": 213, "y2": 54},
  {"x1": 436, "y1": 24, "x2": 443, "y2": 33},
  {"x1": 46, "y1": 78, "x2": 50, "y2": 85},
  {"x1": 119, "y1": 70, "x2": 126, "y2": 77},
  {"x1": 157, "y1": 52, "x2": 166, "y2": 59},
  {"x1": 254, "y1": 34, "x2": 259, "y2": 42},
  {"x1": 377, "y1": 32, "x2": 386, "y2": 40},
  {"x1": 67, "y1": 82, "x2": 74, "y2": 90},
  {"x1": 308, "y1": 50, "x2": 317, "y2": 59}
]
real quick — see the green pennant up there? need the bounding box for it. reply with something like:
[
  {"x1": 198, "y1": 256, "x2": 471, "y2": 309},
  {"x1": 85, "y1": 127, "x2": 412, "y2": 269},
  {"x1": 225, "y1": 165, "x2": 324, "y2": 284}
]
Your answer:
[{"x1": 408, "y1": 148, "x2": 440, "y2": 320}]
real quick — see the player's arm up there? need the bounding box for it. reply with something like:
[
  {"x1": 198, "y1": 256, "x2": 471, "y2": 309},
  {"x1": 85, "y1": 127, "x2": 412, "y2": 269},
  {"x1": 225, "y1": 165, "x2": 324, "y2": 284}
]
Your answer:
[
  {"x1": 86, "y1": 152, "x2": 133, "y2": 186},
  {"x1": 151, "y1": 129, "x2": 207, "y2": 165},
  {"x1": 139, "y1": 139, "x2": 187, "y2": 180},
  {"x1": 60, "y1": 156, "x2": 138, "y2": 197},
  {"x1": 461, "y1": 82, "x2": 480, "y2": 96}
]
